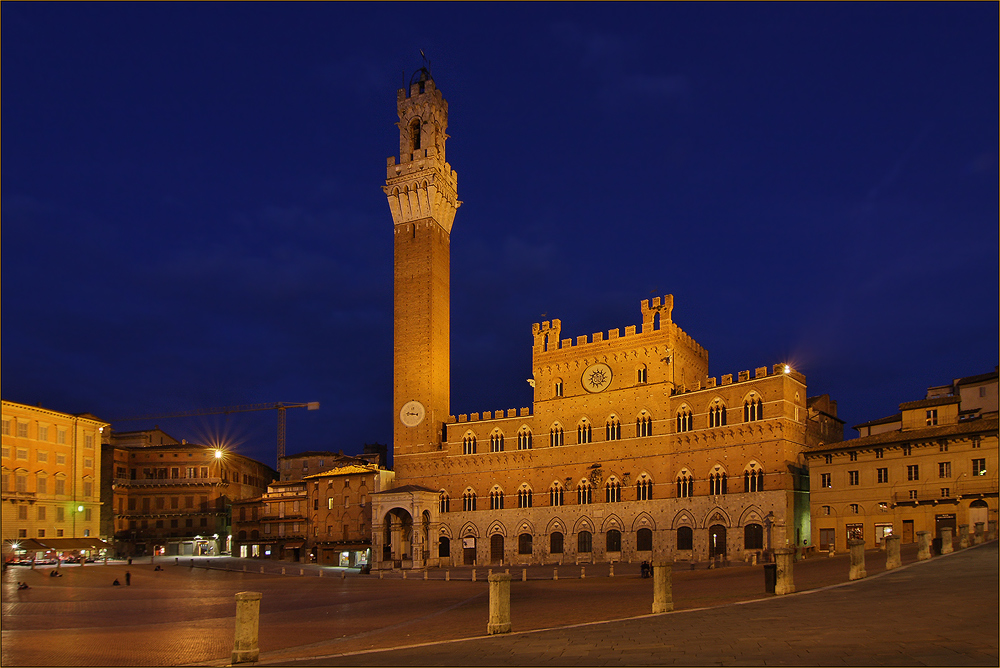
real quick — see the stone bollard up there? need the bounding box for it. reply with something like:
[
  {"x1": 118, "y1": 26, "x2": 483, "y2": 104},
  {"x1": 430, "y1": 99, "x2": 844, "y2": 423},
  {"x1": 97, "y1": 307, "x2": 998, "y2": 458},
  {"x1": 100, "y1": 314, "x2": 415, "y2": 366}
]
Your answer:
[
  {"x1": 424, "y1": 570, "x2": 428, "y2": 581},
  {"x1": 319, "y1": 569, "x2": 323, "y2": 578},
  {"x1": 553, "y1": 567, "x2": 558, "y2": 581},
  {"x1": 581, "y1": 566, "x2": 586, "y2": 579},
  {"x1": 609, "y1": 563, "x2": 614, "y2": 577},
  {"x1": 402, "y1": 570, "x2": 407, "y2": 580},
  {"x1": 774, "y1": 547, "x2": 796, "y2": 595},
  {"x1": 243, "y1": 565, "x2": 247, "y2": 573},
  {"x1": 827, "y1": 548, "x2": 835, "y2": 558},
  {"x1": 959, "y1": 525, "x2": 969, "y2": 549},
  {"x1": 300, "y1": 568, "x2": 305, "y2": 576},
  {"x1": 341, "y1": 570, "x2": 346, "y2": 580},
  {"x1": 379, "y1": 570, "x2": 384, "y2": 580},
  {"x1": 231, "y1": 591, "x2": 262, "y2": 664},
  {"x1": 487, "y1": 573, "x2": 512, "y2": 634},
  {"x1": 472, "y1": 569, "x2": 476, "y2": 582},
  {"x1": 260, "y1": 566, "x2": 264, "y2": 574},
  {"x1": 522, "y1": 568, "x2": 527, "y2": 582},
  {"x1": 445, "y1": 570, "x2": 450, "y2": 581},
  {"x1": 988, "y1": 521, "x2": 997, "y2": 541},
  {"x1": 751, "y1": 552, "x2": 757, "y2": 566},
  {"x1": 917, "y1": 531, "x2": 931, "y2": 561},
  {"x1": 940, "y1": 527, "x2": 954, "y2": 554},
  {"x1": 974, "y1": 522, "x2": 985, "y2": 544},
  {"x1": 281, "y1": 567, "x2": 286, "y2": 575},
  {"x1": 885, "y1": 535, "x2": 901, "y2": 570},
  {"x1": 651, "y1": 562, "x2": 673, "y2": 613},
  {"x1": 848, "y1": 539, "x2": 867, "y2": 580}
]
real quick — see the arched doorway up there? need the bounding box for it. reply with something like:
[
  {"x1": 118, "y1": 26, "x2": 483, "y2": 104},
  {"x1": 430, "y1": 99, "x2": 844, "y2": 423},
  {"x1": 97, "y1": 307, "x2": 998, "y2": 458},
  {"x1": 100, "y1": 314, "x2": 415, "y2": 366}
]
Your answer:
[
  {"x1": 709, "y1": 524, "x2": 727, "y2": 559},
  {"x1": 383, "y1": 508, "x2": 413, "y2": 565},
  {"x1": 969, "y1": 500, "x2": 989, "y2": 529},
  {"x1": 490, "y1": 534, "x2": 504, "y2": 564}
]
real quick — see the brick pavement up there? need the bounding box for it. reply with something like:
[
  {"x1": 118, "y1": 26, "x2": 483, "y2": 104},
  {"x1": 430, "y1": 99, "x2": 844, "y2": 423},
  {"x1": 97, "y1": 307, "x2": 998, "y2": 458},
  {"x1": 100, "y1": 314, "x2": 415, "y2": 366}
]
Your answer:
[{"x1": 0, "y1": 542, "x2": 995, "y2": 666}]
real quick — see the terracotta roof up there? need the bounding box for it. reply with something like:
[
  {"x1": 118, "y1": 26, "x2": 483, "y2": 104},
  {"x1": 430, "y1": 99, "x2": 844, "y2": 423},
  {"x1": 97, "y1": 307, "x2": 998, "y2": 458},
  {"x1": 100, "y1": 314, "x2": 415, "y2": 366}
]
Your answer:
[
  {"x1": 955, "y1": 369, "x2": 999, "y2": 386},
  {"x1": 303, "y1": 463, "x2": 379, "y2": 479},
  {"x1": 805, "y1": 416, "x2": 998, "y2": 454},
  {"x1": 899, "y1": 396, "x2": 960, "y2": 411},
  {"x1": 853, "y1": 413, "x2": 901, "y2": 430}
]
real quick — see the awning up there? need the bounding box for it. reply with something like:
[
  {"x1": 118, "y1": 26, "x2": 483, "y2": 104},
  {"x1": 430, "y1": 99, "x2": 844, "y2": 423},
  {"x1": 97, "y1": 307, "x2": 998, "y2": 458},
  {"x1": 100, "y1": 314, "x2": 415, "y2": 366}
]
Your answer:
[
  {"x1": 281, "y1": 541, "x2": 305, "y2": 549},
  {"x1": 34, "y1": 538, "x2": 111, "y2": 551},
  {"x1": 3, "y1": 538, "x2": 48, "y2": 552}
]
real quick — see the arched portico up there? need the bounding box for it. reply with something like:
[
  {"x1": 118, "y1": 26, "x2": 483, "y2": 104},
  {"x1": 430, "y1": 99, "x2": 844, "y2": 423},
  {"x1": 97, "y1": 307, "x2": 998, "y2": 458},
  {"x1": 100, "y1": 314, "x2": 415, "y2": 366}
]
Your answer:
[{"x1": 371, "y1": 484, "x2": 440, "y2": 570}]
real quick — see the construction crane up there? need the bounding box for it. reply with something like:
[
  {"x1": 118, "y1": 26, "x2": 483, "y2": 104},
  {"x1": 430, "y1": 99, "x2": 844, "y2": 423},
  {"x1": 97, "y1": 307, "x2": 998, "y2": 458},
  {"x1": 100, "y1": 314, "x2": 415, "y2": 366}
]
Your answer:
[{"x1": 111, "y1": 402, "x2": 320, "y2": 467}]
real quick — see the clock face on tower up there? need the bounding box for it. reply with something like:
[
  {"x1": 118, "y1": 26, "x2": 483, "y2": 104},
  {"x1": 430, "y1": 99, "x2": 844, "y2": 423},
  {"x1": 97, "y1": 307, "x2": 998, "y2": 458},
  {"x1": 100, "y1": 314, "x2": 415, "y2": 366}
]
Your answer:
[
  {"x1": 399, "y1": 400, "x2": 426, "y2": 427},
  {"x1": 582, "y1": 363, "x2": 613, "y2": 393}
]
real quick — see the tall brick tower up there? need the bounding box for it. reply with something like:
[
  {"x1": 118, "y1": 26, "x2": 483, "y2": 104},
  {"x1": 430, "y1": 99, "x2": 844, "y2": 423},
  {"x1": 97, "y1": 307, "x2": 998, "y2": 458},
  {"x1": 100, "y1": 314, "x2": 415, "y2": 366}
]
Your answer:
[{"x1": 384, "y1": 68, "x2": 460, "y2": 468}]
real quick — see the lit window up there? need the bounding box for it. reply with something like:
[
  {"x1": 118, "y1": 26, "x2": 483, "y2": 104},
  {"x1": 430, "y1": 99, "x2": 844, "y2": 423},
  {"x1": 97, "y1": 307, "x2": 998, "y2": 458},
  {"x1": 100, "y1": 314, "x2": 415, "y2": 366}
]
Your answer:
[
  {"x1": 973, "y1": 458, "x2": 987, "y2": 476},
  {"x1": 926, "y1": 409, "x2": 938, "y2": 426}
]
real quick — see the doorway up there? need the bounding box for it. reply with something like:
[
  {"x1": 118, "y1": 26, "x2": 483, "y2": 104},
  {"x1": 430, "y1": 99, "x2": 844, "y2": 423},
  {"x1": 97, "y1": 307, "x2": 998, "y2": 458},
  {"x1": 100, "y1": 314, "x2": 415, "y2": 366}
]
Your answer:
[
  {"x1": 708, "y1": 524, "x2": 727, "y2": 558},
  {"x1": 490, "y1": 534, "x2": 504, "y2": 564}
]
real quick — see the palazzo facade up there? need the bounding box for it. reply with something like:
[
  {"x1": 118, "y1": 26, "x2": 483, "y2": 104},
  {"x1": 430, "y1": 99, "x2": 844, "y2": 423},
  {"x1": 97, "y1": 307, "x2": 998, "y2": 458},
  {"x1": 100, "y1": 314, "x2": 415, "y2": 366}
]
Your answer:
[{"x1": 372, "y1": 70, "x2": 841, "y2": 569}]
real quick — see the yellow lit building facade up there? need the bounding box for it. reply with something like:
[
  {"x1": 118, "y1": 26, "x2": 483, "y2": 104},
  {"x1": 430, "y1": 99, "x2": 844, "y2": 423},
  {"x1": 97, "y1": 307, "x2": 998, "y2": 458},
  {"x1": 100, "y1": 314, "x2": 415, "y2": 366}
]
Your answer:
[
  {"x1": 806, "y1": 369, "x2": 998, "y2": 552},
  {"x1": 1, "y1": 400, "x2": 108, "y2": 557}
]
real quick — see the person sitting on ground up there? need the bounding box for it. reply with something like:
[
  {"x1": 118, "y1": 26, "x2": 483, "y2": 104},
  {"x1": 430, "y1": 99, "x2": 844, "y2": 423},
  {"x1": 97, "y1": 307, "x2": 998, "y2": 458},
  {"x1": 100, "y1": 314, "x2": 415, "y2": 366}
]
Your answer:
[
  {"x1": 49, "y1": 570, "x2": 63, "y2": 577},
  {"x1": 17, "y1": 582, "x2": 29, "y2": 590},
  {"x1": 153, "y1": 565, "x2": 162, "y2": 571},
  {"x1": 112, "y1": 579, "x2": 120, "y2": 586}
]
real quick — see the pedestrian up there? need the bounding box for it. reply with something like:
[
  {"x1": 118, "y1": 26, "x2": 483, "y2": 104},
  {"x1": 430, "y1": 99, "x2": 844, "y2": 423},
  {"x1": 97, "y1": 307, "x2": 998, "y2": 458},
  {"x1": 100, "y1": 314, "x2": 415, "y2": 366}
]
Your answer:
[
  {"x1": 113, "y1": 579, "x2": 120, "y2": 586},
  {"x1": 127, "y1": 557, "x2": 132, "y2": 565},
  {"x1": 125, "y1": 570, "x2": 131, "y2": 586}
]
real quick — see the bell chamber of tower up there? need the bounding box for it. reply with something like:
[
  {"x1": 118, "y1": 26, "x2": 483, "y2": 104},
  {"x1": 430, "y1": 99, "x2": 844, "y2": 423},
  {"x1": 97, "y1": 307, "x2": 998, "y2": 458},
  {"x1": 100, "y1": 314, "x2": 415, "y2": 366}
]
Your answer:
[{"x1": 386, "y1": 68, "x2": 461, "y2": 467}]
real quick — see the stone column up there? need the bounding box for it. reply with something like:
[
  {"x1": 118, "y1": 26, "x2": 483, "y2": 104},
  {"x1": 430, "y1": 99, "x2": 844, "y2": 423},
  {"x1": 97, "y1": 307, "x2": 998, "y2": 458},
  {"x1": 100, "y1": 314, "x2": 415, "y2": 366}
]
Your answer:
[
  {"x1": 916, "y1": 531, "x2": 931, "y2": 560},
  {"x1": 773, "y1": 547, "x2": 795, "y2": 595},
  {"x1": 848, "y1": 539, "x2": 867, "y2": 580},
  {"x1": 231, "y1": 591, "x2": 262, "y2": 664},
  {"x1": 885, "y1": 535, "x2": 901, "y2": 570},
  {"x1": 974, "y1": 522, "x2": 985, "y2": 544},
  {"x1": 958, "y1": 525, "x2": 969, "y2": 549},
  {"x1": 487, "y1": 573, "x2": 512, "y2": 635},
  {"x1": 988, "y1": 521, "x2": 997, "y2": 541},
  {"x1": 652, "y1": 562, "x2": 673, "y2": 613},
  {"x1": 940, "y1": 526, "x2": 954, "y2": 554}
]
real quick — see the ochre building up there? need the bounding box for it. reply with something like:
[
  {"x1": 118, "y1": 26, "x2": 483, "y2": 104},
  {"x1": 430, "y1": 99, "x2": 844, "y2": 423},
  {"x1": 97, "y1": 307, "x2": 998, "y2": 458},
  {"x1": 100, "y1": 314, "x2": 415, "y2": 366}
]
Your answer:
[
  {"x1": 1, "y1": 400, "x2": 108, "y2": 559},
  {"x1": 806, "y1": 368, "x2": 998, "y2": 552},
  {"x1": 372, "y1": 70, "x2": 842, "y2": 570}
]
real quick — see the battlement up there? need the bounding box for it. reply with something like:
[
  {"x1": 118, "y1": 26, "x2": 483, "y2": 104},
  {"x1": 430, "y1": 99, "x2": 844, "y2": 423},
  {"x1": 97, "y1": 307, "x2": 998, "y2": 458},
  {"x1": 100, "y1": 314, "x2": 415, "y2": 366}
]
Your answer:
[
  {"x1": 676, "y1": 363, "x2": 804, "y2": 394},
  {"x1": 530, "y1": 295, "x2": 707, "y2": 360},
  {"x1": 451, "y1": 407, "x2": 532, "y2": 425}
]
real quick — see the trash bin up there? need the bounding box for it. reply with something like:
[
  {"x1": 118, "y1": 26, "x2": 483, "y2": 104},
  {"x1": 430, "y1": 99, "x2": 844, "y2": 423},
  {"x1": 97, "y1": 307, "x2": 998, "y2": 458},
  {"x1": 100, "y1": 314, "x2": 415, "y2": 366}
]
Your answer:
[{"x1": 763, "y1": 563, "x2": 777, "y2": 594}]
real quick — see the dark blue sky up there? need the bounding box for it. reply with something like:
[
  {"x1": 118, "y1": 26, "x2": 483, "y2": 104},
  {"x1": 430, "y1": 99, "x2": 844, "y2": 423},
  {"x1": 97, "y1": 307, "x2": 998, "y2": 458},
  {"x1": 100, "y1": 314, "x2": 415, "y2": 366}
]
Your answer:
[{"x1": 3, "y1": 3, "x2": 997, "y2": 468}]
